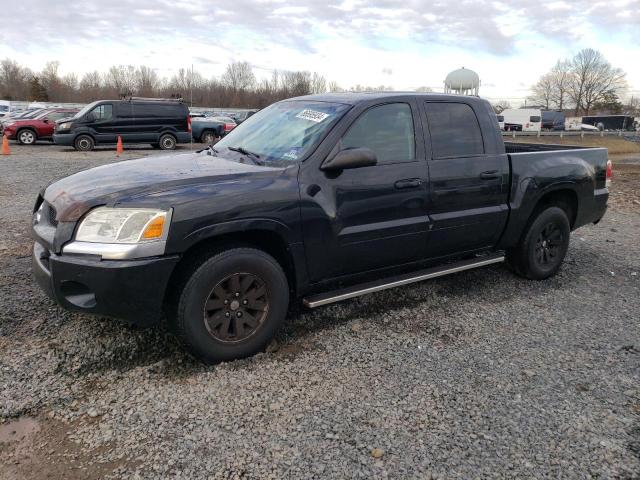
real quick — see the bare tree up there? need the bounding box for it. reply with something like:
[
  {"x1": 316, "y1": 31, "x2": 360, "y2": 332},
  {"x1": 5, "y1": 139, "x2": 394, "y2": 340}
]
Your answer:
[
  {"x1": 311, "y1": 72, "x2": 327, "y2": 94},
  {"x1": 221, "y1": 61, "x2": 256, "y2": 91},
  {"x1": 0, "y1": 57, "x2": 339, "y2": 109},
  {"x1": 0, "y1": 59, "x2": 31, "y2": 99},
  {"x1": 624, "y1": 96, "x2": 640, "y2": 117},
  {"x1": 40, "y1": 61, "x2": 63, "y2": 99},
  {"x1": 530, "y1": 73, "x2": 553, "y2": 110},
  {"x1": 569, "y1": 49, "x2": 626, "y2": 115},
  {"x1": 136, "y1": 66, "x2": 160, "y2": 97},
  {"x1": 105, "y1": 65, "x2": 137, "y2": 97},
  {"x1": 59, "y1": 73, "x2": 78, "y2": 102},
  {"x1": 78, "y1": 71, "x2": 103, "y2": 101},
  {"x1": 549, "y1": 60, "x2": 571, "y2": 110},
  {"x1": 328, "y1": 81, "x2": 343, "y2": 93}
]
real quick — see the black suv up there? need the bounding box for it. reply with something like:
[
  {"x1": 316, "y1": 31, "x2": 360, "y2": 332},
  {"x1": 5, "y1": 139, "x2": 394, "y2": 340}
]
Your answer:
[{"x1": 53, "y1": 98, "x2": 191, "y2": 151}]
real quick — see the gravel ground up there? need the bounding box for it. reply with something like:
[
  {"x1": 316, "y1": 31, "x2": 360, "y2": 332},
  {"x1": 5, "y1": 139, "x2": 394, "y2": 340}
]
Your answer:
[{"x1": 1, "y1": 143, "x2": 639, "y2": 479}]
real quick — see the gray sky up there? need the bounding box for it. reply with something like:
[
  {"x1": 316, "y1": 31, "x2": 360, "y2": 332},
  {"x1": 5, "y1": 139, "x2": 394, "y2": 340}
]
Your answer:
[{"x1": 2, "y1": 0, "x2": 639, "y2": 101}]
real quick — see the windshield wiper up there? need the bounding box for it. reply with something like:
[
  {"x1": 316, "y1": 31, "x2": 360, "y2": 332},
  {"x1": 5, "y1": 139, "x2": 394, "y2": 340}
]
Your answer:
[
  {"x1": 197, "y1": 145, "x2": 219, "y2": 156},
  {"x1": 227, "y1": 146, "x2": 265, "y2": 165}
]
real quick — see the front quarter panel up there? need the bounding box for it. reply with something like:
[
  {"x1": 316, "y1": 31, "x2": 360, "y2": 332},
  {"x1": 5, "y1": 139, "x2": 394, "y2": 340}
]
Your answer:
[{"x1": 117, "y1": 164, "x2": 303, "y2": 253}]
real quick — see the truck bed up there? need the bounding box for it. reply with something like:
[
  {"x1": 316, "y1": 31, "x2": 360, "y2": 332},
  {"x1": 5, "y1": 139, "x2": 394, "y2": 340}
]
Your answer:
[
  {"x1": 499, "y1": 142, "x2": 609, "y2": 247},
  {"x1": 504, "y1": 141, "x2": 597, "y2": 153}
]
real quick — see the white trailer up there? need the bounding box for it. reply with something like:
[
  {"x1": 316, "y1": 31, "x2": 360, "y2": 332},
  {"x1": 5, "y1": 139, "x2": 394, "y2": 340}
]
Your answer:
[{"x1": 501, "y1": 108, "x2": 542, "y2": 132}]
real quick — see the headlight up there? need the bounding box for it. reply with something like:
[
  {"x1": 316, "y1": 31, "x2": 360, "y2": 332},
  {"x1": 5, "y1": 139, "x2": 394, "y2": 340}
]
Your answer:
[
  {"x1": 76, "y1": 207, "x2": 170, "y2": 244},
  {"x1": 58, "y1": 121, "x2": 72, "y2": 130}
]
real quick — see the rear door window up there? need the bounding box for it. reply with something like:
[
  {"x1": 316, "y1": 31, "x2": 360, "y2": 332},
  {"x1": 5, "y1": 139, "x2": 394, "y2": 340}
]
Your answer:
[
  {"x1": 530, "y1": 116, "x2": 541, "y2": 122},
  {"x1": 425, "y1": 102, "x2": 484, "y2": 158},
  {"x1": 342, "y1": 103, "x2": 415, "y2": 164}
]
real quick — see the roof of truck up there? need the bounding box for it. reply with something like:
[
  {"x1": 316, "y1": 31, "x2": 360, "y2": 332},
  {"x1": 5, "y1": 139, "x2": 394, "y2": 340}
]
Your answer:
[{"x1": 286, "y1": 92, "x2": 485, "y2": 105}]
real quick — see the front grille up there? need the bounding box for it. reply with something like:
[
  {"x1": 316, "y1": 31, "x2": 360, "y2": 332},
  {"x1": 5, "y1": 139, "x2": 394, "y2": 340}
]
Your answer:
[{"x1": 47, "y1": 204, "x2": 58, "y2": 227}]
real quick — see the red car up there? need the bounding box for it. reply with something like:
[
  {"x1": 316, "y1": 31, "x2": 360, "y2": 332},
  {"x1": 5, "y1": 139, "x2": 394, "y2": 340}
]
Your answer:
[{"x1": 2, "y1": 108, "x2": 78, "y2": 145}]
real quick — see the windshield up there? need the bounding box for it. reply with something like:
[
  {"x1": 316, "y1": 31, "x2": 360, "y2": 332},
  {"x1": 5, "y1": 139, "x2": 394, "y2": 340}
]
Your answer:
[
  {"x1": 73, "y1": 101, "x2": 100, "y2": 119},
  {"x1": 36, "y1": 110, "x2": 54, "y2": 119},
  {"x1": 213, "y1": 100, "x2": 351, "y2": 165},
  {"x1": 21, "y1": 109, "x2": 44, "y2": 119}
]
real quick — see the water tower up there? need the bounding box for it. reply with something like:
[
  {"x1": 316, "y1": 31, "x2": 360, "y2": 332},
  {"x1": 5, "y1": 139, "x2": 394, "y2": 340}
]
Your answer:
[{"x1": 444, "y1": 67, "x2": 480, "y2": 96}]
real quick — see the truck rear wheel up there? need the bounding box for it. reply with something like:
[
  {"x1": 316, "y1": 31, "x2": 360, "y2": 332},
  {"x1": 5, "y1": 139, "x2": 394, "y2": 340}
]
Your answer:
[
  {"x1": 508, "y1": 206, "x2": 570, "y2": 280},
  {"x1": 171, "y1": 248, "x2": 289, "y2": 363}
]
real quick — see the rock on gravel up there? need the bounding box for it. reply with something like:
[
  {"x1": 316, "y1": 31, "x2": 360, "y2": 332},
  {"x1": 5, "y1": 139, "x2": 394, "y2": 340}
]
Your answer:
[{"x1": 1, "y1": 145, "x2": 639, "y2": 479}]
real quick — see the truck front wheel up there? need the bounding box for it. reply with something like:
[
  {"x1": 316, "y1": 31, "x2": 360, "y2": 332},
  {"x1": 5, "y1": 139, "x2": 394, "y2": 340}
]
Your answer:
[
  {"x1": 171, "y1": 248, "x2": 289, "y2": 363},
  {"x1": 508, "y1": 206, "x2": 570, "y2": 280}
]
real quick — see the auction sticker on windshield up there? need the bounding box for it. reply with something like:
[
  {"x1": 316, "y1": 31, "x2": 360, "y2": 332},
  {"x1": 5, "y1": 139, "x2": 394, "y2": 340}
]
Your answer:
[{"x1": 296, "y1": 109, "x2": 330, "y2": 123}]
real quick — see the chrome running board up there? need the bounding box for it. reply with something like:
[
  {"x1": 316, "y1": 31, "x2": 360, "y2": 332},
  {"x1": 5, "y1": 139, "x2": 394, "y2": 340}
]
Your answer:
[{"x1": 302, "y1": 253, "x2": 505, "y2": 308}]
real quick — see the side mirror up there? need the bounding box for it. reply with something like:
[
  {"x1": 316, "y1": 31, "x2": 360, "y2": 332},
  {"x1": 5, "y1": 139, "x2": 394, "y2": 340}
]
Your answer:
[
  {"x1": 42, "y1": 119, "x2": 49, "y2": 124},
  {"x1": 84, "y1": 113, "x2": 96, "y2": 123},
  {"x1": 321, "y1": 147, "x2": 377, "y2": 171}
]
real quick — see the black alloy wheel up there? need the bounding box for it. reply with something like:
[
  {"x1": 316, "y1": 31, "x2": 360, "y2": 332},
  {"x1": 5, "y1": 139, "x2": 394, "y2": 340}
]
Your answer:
[
  {"x1": 203, "y1": 273, "x2": 269, "y2": 343},
  {"x1": 170, "y1": 247, "x2": 289, "y2": 363},
  {"x1": 534, "y1": 222, "x2": 564, "y2": 267},
  {"x1": 507, "y1": 206, "x2": 570, "y2": 280}
]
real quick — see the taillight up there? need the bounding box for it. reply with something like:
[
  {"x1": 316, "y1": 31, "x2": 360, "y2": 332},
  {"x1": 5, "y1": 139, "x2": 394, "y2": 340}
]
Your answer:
[
  {"x1": 224, "y1": 123, "x2": 233, "y2": 132},
  {"x1": 606, "y1": 159, "x2": 613, "y2": 188},
  {"x1": 187, "y1": 116, "x2": 192, "y2": 132}
]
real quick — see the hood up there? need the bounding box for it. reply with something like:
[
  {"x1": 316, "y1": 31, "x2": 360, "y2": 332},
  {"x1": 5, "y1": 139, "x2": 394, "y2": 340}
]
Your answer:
[
  {"x1": 43, "y1": 152, "x2": 282, "y2": 221},
  {"x1": 55, "y1": 116, "x2": 76, "y2": 125}
]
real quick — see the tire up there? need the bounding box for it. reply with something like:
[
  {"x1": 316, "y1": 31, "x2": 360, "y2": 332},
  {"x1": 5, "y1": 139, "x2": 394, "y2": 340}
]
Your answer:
[
  {"x1": 200, "y1": 130, "x2": 216, "y2": 144},
  {"x1": 74, "y1": 135, "x2": 94, "y2": 151},
  {"x1": 17, "y1": 129, "x2": 36, "y2": 145},
  {"x1": 507, "y1": 206, "x2": 570, "y2": 280},
  {"x1": 158, "y1": 133, "x2": 177, "y2": 150},
  {"x1": 171, "y1": 248, "x2": 289, "y2": 363}
]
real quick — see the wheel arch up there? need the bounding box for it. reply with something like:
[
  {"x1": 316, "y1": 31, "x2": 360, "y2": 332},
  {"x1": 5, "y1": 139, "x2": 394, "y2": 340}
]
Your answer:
[
  {"x1": 164, "y1": 225, "x2": 301, "y2": 310},
  {"x1": 74, "y1": 132, "x2": 96, "y2": 142},
  {"x1": 499, "y1": 183, "x2": 579, "y2": 249},
  {"x1": 17, "y1": 127, "x2": 38, "y2": 141},
  {"x1": 530, "y1": 187, "x2": 578, "y2": 229}
]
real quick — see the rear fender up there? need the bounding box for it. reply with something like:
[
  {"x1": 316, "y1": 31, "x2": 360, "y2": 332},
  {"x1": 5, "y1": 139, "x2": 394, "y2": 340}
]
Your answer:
[{"x1": 500, "y1": 156, "x2": 596, "y2": 248}]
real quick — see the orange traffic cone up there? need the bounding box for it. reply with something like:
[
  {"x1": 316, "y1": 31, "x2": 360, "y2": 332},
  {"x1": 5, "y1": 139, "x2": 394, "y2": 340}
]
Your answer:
[
  {"x1": 116, "y1": 136, "x2": 123, "y2": 156},
  {"x1": 1, "y1": 135, "x2": 9, "y2": 155}
]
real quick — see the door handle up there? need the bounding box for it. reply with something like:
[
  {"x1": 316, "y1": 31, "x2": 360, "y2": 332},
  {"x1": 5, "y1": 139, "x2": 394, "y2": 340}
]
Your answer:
[
  {"x1": 394, "y1": 178, "x2": 422, "y2": 189},
  {"x1": 479, "y1": 170, "x2": 500, "y2": 180}
]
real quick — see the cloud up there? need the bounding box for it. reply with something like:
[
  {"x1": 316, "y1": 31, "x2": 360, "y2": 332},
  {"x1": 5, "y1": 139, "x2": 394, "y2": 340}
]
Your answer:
[
  {"x1": 2, "y1": 0, "x2": 638, "y2": 60},
  {"x1": 1, "y1": 0, "x2": 638, "y2": 97}
]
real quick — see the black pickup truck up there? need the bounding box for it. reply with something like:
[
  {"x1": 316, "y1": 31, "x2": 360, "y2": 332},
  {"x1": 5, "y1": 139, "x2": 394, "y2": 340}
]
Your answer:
[{"x1": 32, "y1": 93, "x2": 611, "y2": 363}]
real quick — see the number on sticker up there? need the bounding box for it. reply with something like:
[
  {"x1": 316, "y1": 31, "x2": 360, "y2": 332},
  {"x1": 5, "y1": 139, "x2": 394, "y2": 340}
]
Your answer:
[{"x1": 296, "y1": 110, "x2": 330, "y2": 123}]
